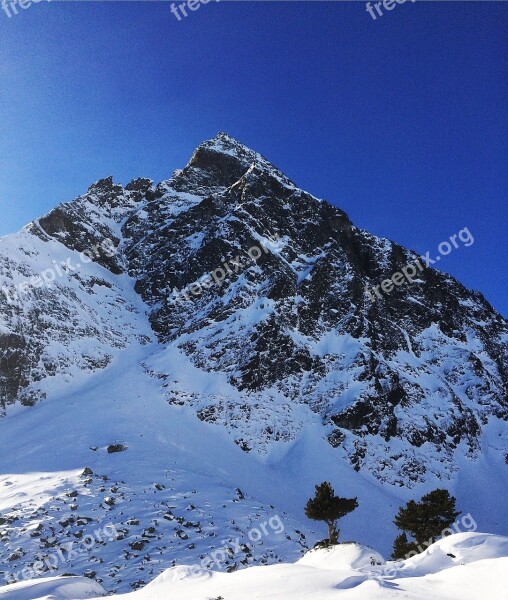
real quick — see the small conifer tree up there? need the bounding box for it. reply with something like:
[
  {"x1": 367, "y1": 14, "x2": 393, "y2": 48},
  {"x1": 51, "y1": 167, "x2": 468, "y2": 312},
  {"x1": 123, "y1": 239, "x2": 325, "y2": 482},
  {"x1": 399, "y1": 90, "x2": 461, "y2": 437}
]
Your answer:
[
  {"x1": 392, "y1": 489, "x2": 460, "y2": 559},
  {"x1": 305, "y1": 481, "x2": 358, "y2": 545}
]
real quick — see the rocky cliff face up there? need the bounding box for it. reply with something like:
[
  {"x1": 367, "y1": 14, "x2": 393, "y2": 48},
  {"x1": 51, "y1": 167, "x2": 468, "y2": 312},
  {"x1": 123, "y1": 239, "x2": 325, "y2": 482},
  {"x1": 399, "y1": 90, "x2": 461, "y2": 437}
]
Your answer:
[{"x1": 1, "y1": 133, "x2": 507, "y2": 485}]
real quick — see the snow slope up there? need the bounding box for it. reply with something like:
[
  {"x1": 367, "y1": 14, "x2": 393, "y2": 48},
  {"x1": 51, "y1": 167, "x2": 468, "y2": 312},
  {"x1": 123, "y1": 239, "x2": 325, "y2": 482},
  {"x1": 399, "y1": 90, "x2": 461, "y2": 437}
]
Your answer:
[
  {"x1": 105, "y1": 534, "x2": 508, "y2": 600},
  {"x1": 0, "y1": 347, "x2": 506, "y2": 592},
  {"x1": 0, "y1": 575, "x2": 105, "y2": 599},
  {"x1": 2, "y1": 534, "x2": 505, "y2": 600}
]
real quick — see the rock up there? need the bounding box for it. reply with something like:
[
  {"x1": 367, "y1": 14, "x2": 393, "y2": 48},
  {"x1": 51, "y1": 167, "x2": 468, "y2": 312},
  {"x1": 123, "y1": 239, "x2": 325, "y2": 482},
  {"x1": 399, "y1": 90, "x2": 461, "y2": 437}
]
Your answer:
[
  {"x1": 129, "y1": 540, "x2": 148, "y2": 551},
  {"x1": 107, "y1": 444, "x2": 128, "y2": 454}
]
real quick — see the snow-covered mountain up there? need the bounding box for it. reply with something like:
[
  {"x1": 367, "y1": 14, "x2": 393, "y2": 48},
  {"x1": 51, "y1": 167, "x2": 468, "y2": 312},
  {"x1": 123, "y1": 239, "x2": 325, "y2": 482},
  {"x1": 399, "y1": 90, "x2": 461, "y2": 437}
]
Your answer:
[{"x1": 0, "y1": 133, "x2": 507, "y2": 594}]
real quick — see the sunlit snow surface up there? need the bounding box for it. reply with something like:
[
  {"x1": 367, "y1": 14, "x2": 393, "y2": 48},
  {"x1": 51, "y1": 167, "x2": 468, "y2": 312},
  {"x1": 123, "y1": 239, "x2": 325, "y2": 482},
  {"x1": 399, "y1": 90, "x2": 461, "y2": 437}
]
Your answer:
[{"x1": 1, "y1": 534, "x2": 506, "y2": 600}]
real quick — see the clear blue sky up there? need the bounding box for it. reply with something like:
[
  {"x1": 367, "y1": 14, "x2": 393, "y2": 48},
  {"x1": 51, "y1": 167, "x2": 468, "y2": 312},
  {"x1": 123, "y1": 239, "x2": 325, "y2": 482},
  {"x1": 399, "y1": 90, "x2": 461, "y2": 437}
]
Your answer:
[{"x1": 0, "y1": 1, "x2": 506, "y2": 315}]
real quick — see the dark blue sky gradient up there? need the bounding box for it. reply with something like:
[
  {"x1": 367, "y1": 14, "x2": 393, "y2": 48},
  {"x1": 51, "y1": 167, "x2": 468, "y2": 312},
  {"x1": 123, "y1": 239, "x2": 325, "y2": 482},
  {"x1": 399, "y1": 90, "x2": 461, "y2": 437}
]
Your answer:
[{"x1": 0, "y1": 1, "x2": 506, "y2": 314}]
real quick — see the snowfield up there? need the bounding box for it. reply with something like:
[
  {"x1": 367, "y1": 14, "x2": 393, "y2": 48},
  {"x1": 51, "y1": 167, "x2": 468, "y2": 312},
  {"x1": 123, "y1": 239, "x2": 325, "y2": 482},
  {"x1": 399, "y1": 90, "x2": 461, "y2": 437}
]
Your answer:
[
  {"x1": 1, "y1": 347, "x2": 506, "y2": 593},
  {"x1": 1, "y1": 533, "x2": 506, "y2": 600}
]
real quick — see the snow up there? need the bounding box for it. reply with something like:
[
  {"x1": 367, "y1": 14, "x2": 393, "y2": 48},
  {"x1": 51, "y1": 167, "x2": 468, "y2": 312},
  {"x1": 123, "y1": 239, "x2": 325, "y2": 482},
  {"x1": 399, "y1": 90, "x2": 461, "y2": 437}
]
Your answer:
[
  {"x1": 115, "y1": 534, "x2": 508, "y2": 599},
  {"x1": 1, "y1": 302, "x2": 505, "y2": 591},
  {"x1": 5, "y1": 534, "x2": 504, "y2": 599},
  {"x1": 382, "y1": 532, "x2": 508, "y2": 577},
  {"x1": 0, "y1": 576, "x2": 106, "y2": 599},
  {"x1": 296, "y1": 542, "x2": 384, "y2": 570}
]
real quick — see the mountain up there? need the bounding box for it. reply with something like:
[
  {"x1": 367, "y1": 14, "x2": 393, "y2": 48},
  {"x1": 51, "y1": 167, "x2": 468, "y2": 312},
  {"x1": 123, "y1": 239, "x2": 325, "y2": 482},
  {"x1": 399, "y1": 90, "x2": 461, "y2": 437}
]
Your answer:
[{"x1": 0, "y1": 133, "x2": 507, "y2": 593}]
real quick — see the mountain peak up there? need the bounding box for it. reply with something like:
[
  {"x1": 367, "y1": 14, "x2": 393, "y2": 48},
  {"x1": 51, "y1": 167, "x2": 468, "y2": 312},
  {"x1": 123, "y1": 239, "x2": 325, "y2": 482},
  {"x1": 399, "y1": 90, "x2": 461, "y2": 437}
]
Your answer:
[
  {"x1": 200, "y1": 131, "x2": 257, "y2": 155},
  {"x1": 87, "y1": 175, "x2": 117, "y2": 192},
  {"x1": 175, "y1": 133, "x2": 295, "y2": 192}
]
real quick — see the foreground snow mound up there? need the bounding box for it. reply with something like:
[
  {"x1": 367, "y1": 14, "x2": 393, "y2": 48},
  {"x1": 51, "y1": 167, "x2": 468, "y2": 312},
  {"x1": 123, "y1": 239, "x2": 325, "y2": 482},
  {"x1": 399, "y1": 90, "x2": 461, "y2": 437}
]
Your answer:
[
  {"x1": 296, "y1": 542, "x2": 384, "y2": 571},
  {"x1": 0, "y1": 575, "x2": 106, "y2": 599},
  {"x1": 419, "y1": 531, "x2": 508, "y2": 564},
  {"x1": 382, "y1": 532, "x2": 508, "y2": 578},
  {"x1": 145, "y1": 565, "x2": 213, "y2": 586},
  {"x1": 95, "y1": 532, "x2": 508, "y2": 599}
]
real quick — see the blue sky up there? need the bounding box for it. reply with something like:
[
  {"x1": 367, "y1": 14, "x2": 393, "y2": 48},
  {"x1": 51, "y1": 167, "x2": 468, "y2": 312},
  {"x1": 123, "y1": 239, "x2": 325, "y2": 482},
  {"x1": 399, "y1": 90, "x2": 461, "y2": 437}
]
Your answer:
[{"x1": 0, "y1": 1, "x2": 506, "y2": 315}]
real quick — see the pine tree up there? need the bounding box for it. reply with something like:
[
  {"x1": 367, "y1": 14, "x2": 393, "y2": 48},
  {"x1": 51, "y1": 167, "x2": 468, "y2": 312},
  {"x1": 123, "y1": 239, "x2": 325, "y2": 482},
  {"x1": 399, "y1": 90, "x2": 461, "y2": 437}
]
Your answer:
[
  {"x1": 304, "y1": 481, "x2": 358, "y2": 545},
  {"x1": 391, "y1": 532, "x2": 418, "y2": 559},
  {"x1": 392, "y1": 489, "x2": 460, "y2": 558}
]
